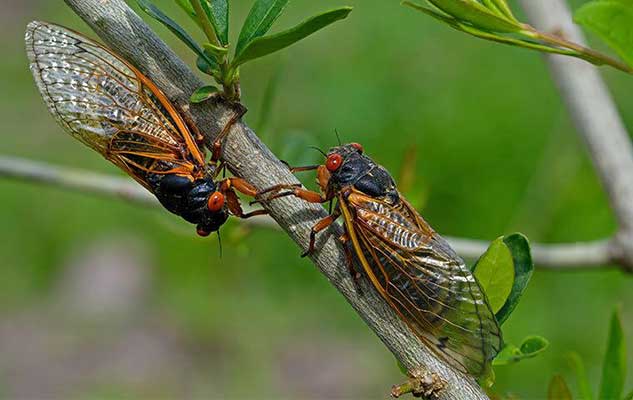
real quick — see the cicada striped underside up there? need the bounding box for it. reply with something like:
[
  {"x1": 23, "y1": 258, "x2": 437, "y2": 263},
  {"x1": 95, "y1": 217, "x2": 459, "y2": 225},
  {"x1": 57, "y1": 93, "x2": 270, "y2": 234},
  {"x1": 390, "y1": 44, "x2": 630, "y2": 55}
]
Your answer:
[
  {"x1": 25, "y1": 21, "x2": 265, "y2": 236},
  {"x1": 257, "y1": 143, "x2": 502, "y2": 376}
]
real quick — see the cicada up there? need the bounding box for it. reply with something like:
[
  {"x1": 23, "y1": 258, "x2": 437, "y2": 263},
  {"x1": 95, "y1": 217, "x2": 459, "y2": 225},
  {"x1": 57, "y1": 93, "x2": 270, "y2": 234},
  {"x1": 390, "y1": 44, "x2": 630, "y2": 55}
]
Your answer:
[
  {"x1": 257, "y1": 143, "x2": 502, "y2": 376},
  {"x1": 25, "y1": 21, "x2": 265, "y2": 236}
]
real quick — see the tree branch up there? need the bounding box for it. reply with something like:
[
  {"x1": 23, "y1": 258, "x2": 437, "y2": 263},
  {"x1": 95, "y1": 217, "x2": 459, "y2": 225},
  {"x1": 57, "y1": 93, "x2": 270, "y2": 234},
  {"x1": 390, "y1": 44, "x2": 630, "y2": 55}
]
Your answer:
[
  {"x1": 59, "y1": 0, "x2": 487, "y2": 398},
  {"x1": 0, "y1": 156, "x2": 155, "y2": 205},
  {"x1": 519, "y1": 0, "x2": 633, "y2": 272},
  {"x1": 1, "y1": 156, "x2": 621, "y2": 270}
]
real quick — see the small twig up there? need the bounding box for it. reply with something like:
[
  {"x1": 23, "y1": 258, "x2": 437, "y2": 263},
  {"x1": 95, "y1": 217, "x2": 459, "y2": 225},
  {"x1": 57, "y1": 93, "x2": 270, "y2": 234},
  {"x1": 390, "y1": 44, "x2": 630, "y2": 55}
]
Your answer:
[
  {"x1": 0, "y1": 155, "x2": 278, "y2": 229},
  {"x1": 0, "y1": 155, "x2": 155, "y2": 205},
  {"x1": 0, "y1": 155, "x2": 621, "y2": 268}
]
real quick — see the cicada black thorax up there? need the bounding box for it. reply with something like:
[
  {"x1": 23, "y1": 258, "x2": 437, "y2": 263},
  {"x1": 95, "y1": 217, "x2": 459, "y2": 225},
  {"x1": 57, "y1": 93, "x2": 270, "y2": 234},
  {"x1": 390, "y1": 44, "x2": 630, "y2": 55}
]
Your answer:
[{"x1": 326, "y1": 144, "x2": 400, "y2": 204}]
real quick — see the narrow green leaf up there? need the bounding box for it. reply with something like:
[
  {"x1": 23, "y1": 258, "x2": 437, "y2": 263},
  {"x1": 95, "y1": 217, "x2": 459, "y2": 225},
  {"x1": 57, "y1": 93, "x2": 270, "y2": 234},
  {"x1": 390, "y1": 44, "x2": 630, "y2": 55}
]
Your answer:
[
  {"x1": 201, "y1": 0, "x2": 229, "y2": 46},
  {"x1": 567, "y1": 352, "x2": 594, "y2": 400},
  {"x1": 480, "y1": 0, "x2": 517, "y2": 22},
  {"x1": 489, "y1": 0, "x2": 518, "y2": 22},
  {"x1": 175, "y1": 0, "x2": 198, "y2": 22},
  {"x1": 136, "y1": 0, "x2": 218, "y2": 68},
  {"x1": 472, "y1": 236, "x2": 514, "y2": 314},
  {"x1": 480, "y1": 0, "x2": 504, "y2": 17},
  {"x1": 403, "y1": 2, "x2": 460, "y2": 26},
  {"x1": 599, "y1": 308, "x2": 626, "y2": 400},
  {"x1": 190, "y1": 85, "x2": 218, "y2": 103},
  {"x1": 236, "y1": 0, "x2": 290, "y2": 55},
  {"x1": 548, "y1": 375, "x2": 573, "y2": 400},
  {"x1": 495, "y1": 233, "x2": 533, "y2": 325},
  {"x1": 423, "y1": 0, "x2": 523, "y2": 33},
  {"x1": 574, "y1": 0, "x2": 633, "y2": 67},
  {"x1": 233, "y1": 7, "x2": 353, "y2": 67}
]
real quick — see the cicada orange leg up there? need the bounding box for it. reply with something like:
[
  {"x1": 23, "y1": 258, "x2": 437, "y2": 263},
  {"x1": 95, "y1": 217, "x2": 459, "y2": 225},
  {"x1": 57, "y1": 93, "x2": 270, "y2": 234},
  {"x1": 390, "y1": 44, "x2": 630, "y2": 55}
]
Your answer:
[
  {"x1": 211, "y1": 103, "x2": 248, "y2": 163},
  {"x1": 219, "y1": 177, "x2": 268, "y2": 219},
  {"x1": 254, "y1": 176, "x2": 341, "y2": 258}
]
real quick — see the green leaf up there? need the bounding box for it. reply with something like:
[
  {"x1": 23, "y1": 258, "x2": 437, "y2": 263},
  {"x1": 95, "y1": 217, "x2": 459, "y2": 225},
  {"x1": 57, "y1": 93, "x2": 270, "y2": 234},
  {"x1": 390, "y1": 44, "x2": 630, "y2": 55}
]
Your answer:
[
  {"x1": 233, "y1": 7, "x2": 352, "y2": 67},
  {"x1": 196, "y1": 52, "x2": 219, "y2": 76},
  {"x1": 175, "y1": 0, "x2": 228, "y2": 45},
  {"x1": 567, "y1": 352, "x2": 594, "y2": 400},
  {"x1": 404, "y1": 2, "x2": 585, "y2": 60},
  {"x1": 190, "y1": 85, "x2": 218, "y2": 103},
  {"x1": 599, "y1": 308, "x2": 626, "y2": 400},
  {"x1": 548, "y1": 375, "x2": 573, "y2": 400},
  {"x1": 481, "y1": 0, "x2": 517, "y2": 22},
  {"x1": 493, "y1": 336, "x2": 549, "y2": 366},
  {"x1": 236, "y1": 0, "x2": 290, "y2": 55},
  {"x1": 495, "y1": 233, "x2": 533, "y2": 325},
  {"x1": 624, "y1": 389, "x2": 633, "y2": 400},
  {"x1": 472, "y1": 236, "x2": 514, "y2": 314},
  {"x1": 520, "y1": 336, "x2": 549, "y2": 356},
  {"x1": 574, "y1": 0, "x2": 633, "y2": 67},
  {"x1": 175, "y1": 0, "x2": 198, "y2": 22},
  {"x1": 201, "y1": 0, "x2": 229, "y2": 46},
  {"x1": 136, "y1": 0, "x2": 218, "y2": 68},
  {"x1": 422, "y1": 0, "x2": 523, "y2": 33}
]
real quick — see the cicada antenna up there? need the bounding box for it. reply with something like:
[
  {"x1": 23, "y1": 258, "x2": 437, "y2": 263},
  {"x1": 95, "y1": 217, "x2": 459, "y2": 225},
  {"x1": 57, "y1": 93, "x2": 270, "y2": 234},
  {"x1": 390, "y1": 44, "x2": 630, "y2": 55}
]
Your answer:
[
  {"x1": 334, "y1": 128, "x2": 342, "y2": 145},
  {"x1": 308, "y1": 145, "x2": 327, "y2": 157}
]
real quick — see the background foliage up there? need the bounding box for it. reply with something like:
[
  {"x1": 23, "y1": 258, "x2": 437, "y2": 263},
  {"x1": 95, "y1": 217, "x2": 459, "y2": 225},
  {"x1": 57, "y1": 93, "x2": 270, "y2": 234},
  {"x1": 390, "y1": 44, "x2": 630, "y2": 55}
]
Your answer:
[{"x1": 1, "y1": 0, "x2": 632, "y2": 398}]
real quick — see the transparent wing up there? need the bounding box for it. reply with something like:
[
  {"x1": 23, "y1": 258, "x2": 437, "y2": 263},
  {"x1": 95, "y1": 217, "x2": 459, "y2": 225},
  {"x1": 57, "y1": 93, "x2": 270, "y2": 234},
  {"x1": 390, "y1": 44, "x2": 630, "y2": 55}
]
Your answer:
[
  {"x1": 25, "y1": 21, "x2": 205, "y2": 183},
  {"x1": 344, "y1": 191, "x2": 502, "y2": 376}
]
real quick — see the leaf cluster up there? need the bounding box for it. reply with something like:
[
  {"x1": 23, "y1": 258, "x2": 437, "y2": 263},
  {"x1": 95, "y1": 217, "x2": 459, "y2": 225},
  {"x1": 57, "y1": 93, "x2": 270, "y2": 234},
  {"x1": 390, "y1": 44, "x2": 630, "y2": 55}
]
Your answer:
[
  {"x1": 403, "y1": 0, "x2": 633, "y2": 74},
  {"x1": 137, "y1": 0, "x2": 352, "y2": 101}
]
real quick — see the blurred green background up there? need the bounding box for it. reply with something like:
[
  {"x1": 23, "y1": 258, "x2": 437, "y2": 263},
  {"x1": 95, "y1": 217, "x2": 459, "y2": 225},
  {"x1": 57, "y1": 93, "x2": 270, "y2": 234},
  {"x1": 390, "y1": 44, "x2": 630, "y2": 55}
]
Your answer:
[{"x1": 1, "y1": 0, "x2": 632, "y2": 398}]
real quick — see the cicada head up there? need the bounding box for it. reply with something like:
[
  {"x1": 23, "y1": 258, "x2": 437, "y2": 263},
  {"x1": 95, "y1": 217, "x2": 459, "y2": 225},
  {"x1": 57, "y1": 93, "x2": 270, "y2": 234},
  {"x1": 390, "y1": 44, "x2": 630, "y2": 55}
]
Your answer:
[
  {"x1": 324, "y1": 143, "x2": 398, "y2": 202},
  {"x1": 162, "y1": 177, "x2": 229, "y2": 236},
  {"x1": 195, "y1": 192, "x2": 230, "y2": 237}
]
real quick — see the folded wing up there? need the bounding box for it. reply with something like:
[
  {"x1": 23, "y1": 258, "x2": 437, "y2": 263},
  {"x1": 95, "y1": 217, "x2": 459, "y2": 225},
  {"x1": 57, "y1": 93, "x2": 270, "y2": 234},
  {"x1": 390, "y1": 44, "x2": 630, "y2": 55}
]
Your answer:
[
  {"x1": 25, "y1": 21, "x2": 205, "y2": 188},
  {"x1": 345, "y1": 191, "x2": 502, "y2": 376}
]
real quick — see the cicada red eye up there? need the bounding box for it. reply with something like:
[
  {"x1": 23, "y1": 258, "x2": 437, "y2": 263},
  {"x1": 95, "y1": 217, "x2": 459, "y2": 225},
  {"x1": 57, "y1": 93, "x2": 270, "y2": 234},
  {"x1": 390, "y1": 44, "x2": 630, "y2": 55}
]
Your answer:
[
  {"x1": 326, "y1": 153, "x2": 343, "y2": 172},
  {"x1": 207, "y1": 191, "x2": 225, "y2": 212},
  {"x1": 350, "y1": 142, "x2": 364, "y2": 153}
]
